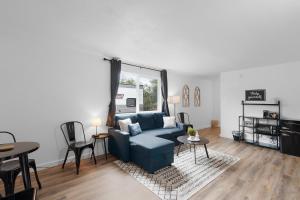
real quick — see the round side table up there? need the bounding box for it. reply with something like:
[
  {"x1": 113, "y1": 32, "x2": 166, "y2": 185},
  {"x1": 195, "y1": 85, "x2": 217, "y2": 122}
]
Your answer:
[{"x1": 92, "y1": 133, "x2": 109, "y2": 160}]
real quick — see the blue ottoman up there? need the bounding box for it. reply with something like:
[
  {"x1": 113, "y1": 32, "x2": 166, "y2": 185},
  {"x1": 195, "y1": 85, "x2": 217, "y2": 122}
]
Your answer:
[{"x1": 129, "y1": 135, "x2": 174, "y2": 173}]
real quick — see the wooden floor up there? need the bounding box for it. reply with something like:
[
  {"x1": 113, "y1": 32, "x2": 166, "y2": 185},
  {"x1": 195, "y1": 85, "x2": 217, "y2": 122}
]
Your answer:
[{"x1": 1, "y1": 128, "x2": 300, "y2": 200}]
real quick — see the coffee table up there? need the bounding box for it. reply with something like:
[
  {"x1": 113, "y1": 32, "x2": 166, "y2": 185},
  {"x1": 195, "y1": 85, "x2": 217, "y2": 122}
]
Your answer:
[{"x1": 177, "y1": 135, "x2": 209, "y2": 164}]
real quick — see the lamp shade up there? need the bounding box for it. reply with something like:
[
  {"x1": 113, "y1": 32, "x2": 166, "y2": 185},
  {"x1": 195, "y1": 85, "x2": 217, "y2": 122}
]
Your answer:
[
  {"x1": 168, "y1": 96, "x2": 180, "y2": 104},
  {"x1": 92, "y1": 117, "x2": 102, "y2": 127}
]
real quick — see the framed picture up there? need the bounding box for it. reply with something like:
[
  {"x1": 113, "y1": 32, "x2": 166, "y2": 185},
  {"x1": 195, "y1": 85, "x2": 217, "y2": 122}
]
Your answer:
[
  {"x1": 245, "y1": 89, "x2": 266, "y2": 101},
  {"x1": 194, "y1": 87, "x2": 200, "y2": 107},
  {"x1": 182, "y1": 85, "x2": 190, "y2": 107}
]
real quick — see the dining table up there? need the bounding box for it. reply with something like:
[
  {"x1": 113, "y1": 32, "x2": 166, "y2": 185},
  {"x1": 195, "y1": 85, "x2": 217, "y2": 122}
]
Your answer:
[{"x1": 0, "y1": 142, "x2": 40, "y2": 190}]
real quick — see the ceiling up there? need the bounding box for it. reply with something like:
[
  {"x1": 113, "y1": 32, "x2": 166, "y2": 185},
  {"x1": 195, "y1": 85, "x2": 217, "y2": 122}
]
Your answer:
[{"x1": 1, "y1": 0, "x2": 300, "y2": 75}]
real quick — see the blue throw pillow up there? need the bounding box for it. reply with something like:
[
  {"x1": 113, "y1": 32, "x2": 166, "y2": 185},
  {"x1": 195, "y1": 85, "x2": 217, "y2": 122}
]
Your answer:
[{"x1": 128, "y1": 123, "x2": 142, "y2": 136}]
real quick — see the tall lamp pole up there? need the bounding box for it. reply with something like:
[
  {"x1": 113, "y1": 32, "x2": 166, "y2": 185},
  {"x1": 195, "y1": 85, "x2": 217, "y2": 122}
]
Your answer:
[{"x1": 168, "y1": 96, "x2": 180, "y2": 117}]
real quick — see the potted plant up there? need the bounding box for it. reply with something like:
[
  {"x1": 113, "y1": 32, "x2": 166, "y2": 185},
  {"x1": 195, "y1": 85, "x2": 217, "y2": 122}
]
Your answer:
[{"x1": 187, "y1": 127, "x2": 198, "y2": 141}]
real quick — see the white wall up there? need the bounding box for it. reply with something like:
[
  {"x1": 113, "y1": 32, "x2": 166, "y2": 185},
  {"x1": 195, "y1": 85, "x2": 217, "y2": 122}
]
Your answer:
[
  {"x1": 220, "y1": 61, "x2": 300, "y2": 139},
  {"x1": 0, "y1": 35, "x2": 111, "y2": 167},
  {"x1": 212, "y1": 75, "x2": 220, "y2": 122},
  {"x1": 168, "y1": 71, "x2": 214, "y2": 129},
  {"x1": 0, "y1": 37, "x2": 216, "y2": 167}
]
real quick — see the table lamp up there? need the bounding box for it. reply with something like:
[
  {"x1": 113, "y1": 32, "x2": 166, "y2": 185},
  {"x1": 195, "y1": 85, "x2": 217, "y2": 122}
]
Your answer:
[
  {"x1": 92, "y1": 117, "x2": 102, "y2": 135},
  {"x1": 168, "y1": 96, "x2": 180, "y2": 116}
]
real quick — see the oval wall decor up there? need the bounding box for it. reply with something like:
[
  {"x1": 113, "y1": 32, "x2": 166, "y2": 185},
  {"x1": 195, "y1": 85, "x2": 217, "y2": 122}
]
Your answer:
[
  {"x1": 182, "y1": 85, "x2": 190, "y2": 107},
  {"x1": 194, "y1": 86, "x2": 201, "y2": 107}
]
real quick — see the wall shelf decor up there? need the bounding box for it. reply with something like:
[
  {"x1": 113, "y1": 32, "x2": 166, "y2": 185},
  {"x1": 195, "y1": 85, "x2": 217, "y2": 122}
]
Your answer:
[
  {"x1": 238, "y1": 100, "x2": 281, "y2": 150},
  {"x1": 182, "y1": 85, "x2": 190, "y2": 107},
  {"x1": 194, "y1": 87, "x2": 200, "y2": 107}
]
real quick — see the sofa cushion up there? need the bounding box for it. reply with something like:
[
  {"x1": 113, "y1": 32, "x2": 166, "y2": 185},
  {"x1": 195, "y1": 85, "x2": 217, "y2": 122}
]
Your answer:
[
  {"x1": 114, "y1": 114, "x2": 138, "y2": 129},
  {"x1": 118, "y1": 118, "x2": 132, "y2": 132},
  {"x1": 137, "y1": 113, "x2": 155, "y2": 131},
  {"x1": 128, "y1": 123, "x2": 142, "y2": 136},
  {"x1": 129, "y1": 134, "x2": 174, "y2": 156},
  {"x1": 153, "y1": 112, "x2": 165, "y2": 128},
  {"x1": 141, "y1": 127, "x2": 183, "y2": 138},
  {"x1": 163, "y1": 116, "x2": 176, "y2": 128}
]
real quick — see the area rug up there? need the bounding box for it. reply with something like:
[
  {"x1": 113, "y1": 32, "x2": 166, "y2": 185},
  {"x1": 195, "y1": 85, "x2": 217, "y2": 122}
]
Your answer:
[{"x1": 114, "y1": 146, "x2": 239, "y2": 200}]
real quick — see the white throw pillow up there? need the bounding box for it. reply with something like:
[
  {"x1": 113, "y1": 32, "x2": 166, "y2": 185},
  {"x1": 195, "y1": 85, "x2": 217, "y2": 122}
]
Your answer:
[
  {"x1": 118, "y1": 118, "x2": 132, "y2": 132},
  {"x1": 163, "y1": 116, "x2": 176, "y2": 128}
]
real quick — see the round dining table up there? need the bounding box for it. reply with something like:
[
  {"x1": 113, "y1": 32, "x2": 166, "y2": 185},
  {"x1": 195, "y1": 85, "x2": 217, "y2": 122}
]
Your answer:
[{"x1": 0, "y1": 142, "x2": 40, "y2": 190}]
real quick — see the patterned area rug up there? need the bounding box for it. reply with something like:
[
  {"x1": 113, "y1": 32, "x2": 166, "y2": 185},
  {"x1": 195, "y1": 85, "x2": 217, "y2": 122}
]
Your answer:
[{"x1": 114, "y1": 146, "x2": 239, "y2": 200}]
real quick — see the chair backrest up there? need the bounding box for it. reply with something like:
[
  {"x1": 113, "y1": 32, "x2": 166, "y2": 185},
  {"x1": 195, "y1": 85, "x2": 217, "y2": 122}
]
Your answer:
[
  {"x1": 0, "y1": 131, "x2": 16, "y2": 144},
  {"x1": 177, "y1": 112, "x2": 191, "y2": 124},
  {"x1": 60, "y1": 121, "x2": 86, "y2": 145}
]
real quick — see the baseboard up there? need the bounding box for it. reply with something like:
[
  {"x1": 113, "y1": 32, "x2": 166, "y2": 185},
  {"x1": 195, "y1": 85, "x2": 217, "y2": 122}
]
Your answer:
[
  {"x1": 37, "y1": 152, "x2": 105, "y2": 169},
  {"x1": 220, "y1": 134, "x2": 231, "y2": 139}
]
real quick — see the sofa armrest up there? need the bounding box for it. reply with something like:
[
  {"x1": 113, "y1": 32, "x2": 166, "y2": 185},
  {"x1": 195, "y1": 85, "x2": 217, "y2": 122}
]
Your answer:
[{"x1": 108, "y1": 128, "x2": 130, "y2": 162}]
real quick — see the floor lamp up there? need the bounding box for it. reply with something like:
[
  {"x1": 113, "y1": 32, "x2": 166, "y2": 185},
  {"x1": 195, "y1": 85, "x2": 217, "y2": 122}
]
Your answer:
[{"x1": 168, "y1": 96, "x2": 180, "y2": 117}]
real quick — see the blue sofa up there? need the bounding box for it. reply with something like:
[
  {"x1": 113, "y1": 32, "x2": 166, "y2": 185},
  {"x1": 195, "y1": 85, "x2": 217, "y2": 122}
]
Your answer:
[{"x1": 108, "y1": 112, "x2": 185, "y2": 173}]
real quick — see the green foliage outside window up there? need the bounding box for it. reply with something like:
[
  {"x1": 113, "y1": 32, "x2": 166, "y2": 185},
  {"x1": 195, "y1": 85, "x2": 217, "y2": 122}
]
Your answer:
[{"x1": 142, "y1": 79, "x2": 158, "y2": 111}]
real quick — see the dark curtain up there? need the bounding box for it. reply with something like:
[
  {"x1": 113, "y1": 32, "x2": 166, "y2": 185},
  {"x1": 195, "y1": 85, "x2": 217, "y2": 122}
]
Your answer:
[
  {"x1": 161, "y1": 69, "x2": 170, "y2": 116},
  {"x1": 106, "y1": 59, "x2": 122, "y2": 127}
]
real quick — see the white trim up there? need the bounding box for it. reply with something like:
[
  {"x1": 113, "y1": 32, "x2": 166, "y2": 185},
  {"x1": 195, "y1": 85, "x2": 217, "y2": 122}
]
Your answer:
[{"x1": 37, "y1": 152, "x2": 105, "y2": 169}]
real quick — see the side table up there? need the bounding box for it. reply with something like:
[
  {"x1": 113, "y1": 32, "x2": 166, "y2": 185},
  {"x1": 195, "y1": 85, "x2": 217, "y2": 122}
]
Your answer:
[{"x1": 92, "y1": 133, "x2": 109, "y2": 160}]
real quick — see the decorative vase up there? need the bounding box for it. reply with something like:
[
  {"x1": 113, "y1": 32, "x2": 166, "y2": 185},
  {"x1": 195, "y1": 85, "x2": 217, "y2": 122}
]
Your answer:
[{"x1": 188, "y1": 136, "x2": 195, "y2": 141}]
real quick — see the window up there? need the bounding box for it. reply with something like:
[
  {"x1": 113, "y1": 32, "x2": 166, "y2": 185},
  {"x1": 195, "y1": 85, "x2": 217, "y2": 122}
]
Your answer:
[
  {"x1": 139, "y1": 77, "x2": 158, "y2": 112},
  {"x1": 116, "y1": 70, "x2": 161, "y2": 114}
]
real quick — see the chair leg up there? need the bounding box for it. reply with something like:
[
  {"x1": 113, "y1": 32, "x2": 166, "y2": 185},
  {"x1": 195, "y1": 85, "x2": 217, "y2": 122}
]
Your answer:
[
  {"x1": 91, "y1": 145, "x2": 97, "y2": 165},
  {"x1": 3, "y1": 178, "x2": 14, "y2": 196},
  {"x1": 75, "y1": 149, "x2": 82, "y2": 175},
  {"x1": 12, "y1": 170, "x2": 19, "y2": 193},
  {"x1": 90, "y1": 139, "x2": 97, "y2": 160},
  {"x1": 62, "y1": 149, "x2": 69, "y2": 169},
  {"x1": 1, "y1": 171, "x2": 18, "y2": 196},
  {"x1": 30, "y1": 161, "x2": 42, "y2": 189}
]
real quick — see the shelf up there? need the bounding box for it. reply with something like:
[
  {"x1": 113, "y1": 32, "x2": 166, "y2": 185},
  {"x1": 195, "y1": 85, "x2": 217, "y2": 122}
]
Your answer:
[
  {"x1": 242, "y1": 131, "x2": 255, "y2": 134},
  {"x1": 239, "y1": 125, "x2": 255, "y2": 128},
  {"x1": 240, "y1": 124, "x2": 278, "y2": 128},
  {"x1": 241, "y1": 131, "x2": 280, "y2": 136},
  {"x1": 244, "y1": 140, "x2": 279, "y2": 150},
  {"x1": 243, "y1": 103, "x2": 279, "y2": 106},
  {"x1": 241, "y1": 101, "x2": 280, "y2": 106},
  {"x1": 239, "y1": 100, "x2": 280, "y2": 150},
  {"x1": 256, "y1": 132, "x2": 280, "y2": 136},
  {"x1": 239, "y1": 116, "x2": 279, "y2": 120}
]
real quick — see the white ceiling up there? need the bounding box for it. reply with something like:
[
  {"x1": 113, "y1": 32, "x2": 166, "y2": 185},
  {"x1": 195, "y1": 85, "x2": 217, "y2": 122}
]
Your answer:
[{"x1": 1, "y1": 0, "x2": 300, "y2": 75}]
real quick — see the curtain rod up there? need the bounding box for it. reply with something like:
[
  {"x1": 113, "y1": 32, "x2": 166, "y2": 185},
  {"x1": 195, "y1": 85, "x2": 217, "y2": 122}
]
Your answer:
[{"x1": 103, "y1": 58, "x2": 161, "y2": 72}]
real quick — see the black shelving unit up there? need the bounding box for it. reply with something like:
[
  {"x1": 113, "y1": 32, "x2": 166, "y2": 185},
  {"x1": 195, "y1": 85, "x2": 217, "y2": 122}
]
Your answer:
[{"x1": 239, "y1": 100, "x2": 281, "y2": 149}]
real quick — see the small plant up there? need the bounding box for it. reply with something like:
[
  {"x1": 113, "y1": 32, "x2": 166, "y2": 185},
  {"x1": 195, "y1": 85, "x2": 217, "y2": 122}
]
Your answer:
[{"x1": 187, "y1": 127, "x2": 196, "y2": 136}]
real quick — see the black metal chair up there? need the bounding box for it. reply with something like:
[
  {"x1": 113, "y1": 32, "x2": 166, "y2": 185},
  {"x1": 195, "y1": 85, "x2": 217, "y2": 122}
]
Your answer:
[
  {"x1": 177, "y1": 112, "x2": 194, "y2": 133},
  {"x1": 60, "y1": 121, "x2": 96, "y2": 175},
  {"x1": 1, "y1": 188, "x2": 37, "y2": 200},
  {"x1": 0, "y1": 131, "x2": 42, "y2": 197}
]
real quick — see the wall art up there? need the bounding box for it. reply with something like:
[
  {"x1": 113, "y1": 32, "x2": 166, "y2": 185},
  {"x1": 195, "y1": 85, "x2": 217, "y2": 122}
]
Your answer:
[
  {"x1": 182, "y1": 85, "x2": 190, "y2": 107},
  {"x1": 194, "y1": 86, "x2": 200, "y2": 107}
]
